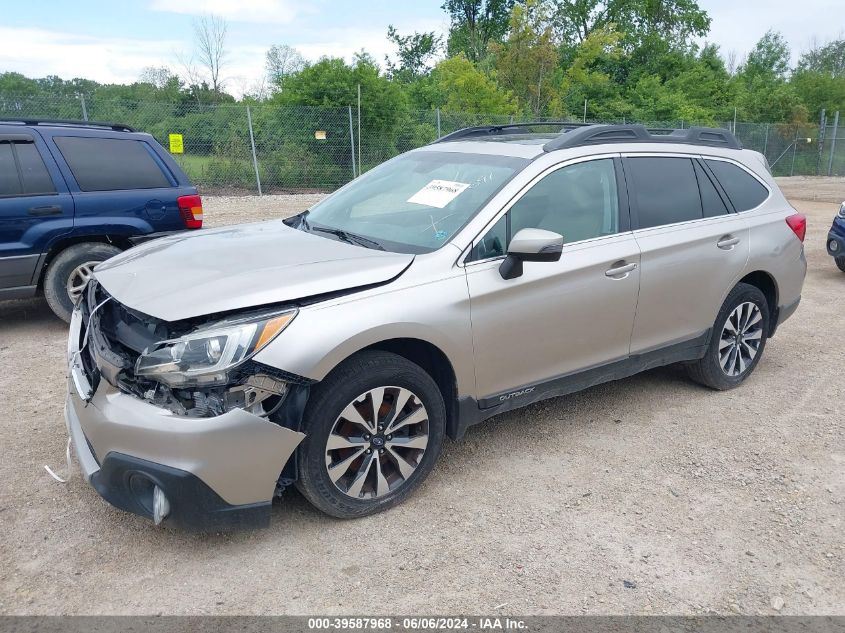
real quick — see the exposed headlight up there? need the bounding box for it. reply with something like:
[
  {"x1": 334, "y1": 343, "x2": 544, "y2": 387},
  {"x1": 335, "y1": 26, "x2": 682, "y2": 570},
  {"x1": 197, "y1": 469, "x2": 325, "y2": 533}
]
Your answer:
[{"x1": 135, "y1": 309, "x2": 296, "y2": 387}]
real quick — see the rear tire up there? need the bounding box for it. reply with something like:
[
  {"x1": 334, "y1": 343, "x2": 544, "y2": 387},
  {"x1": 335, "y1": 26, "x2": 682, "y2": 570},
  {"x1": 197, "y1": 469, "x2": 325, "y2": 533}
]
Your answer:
[
  {"x1": 836, "y1": 256, "x2": 845, "y2": 273},
  {"x1": 686, "y1": 283, "x2": 770, "y2": 390},
  {"x1": 296, "y1": 351, "x2": 446, "y2": 519},
  {"x1": 43, "y1": 243, "x2": 122, "y2": 322}
]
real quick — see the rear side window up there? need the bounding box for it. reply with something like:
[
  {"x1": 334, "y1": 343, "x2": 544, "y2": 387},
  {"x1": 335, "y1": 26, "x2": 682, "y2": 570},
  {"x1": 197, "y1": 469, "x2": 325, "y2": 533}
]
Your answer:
[
  {"x1": 705, "y1": 159, "x2": 769, "y2": 211},
  {"x1": 0, "y1": 143, "x2": 20, "y2": 195},
  {"x1": 54, "y1": 136, "x2": 171, "y2": 191},
  {"x1": 15, "y1": 143, "x2": 55, "y2": 194},
  {"x1": 693, "y1": 160, "x2": 729, "y2": 217},
  {"x1": 626, "y1": 157, "x2": 702, "y2": 229}
]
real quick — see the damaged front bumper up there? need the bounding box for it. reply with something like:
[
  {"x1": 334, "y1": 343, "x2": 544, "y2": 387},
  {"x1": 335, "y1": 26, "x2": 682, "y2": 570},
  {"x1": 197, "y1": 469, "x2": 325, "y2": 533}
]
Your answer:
[{"x1": 65, "y1": 307, "x2": 306, "y2": 530}]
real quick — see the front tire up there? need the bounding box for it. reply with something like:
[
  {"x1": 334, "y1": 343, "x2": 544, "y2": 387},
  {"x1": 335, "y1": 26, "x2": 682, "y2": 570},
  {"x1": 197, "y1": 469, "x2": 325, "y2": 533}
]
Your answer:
[
  {"x1": 687, "y1": 283, "x2": 770, "y2": 390},
  {"x1": 296, "y1": 351, "x2": 446, "y2": 518},
  {"x1": 44, "y1": 242, "x2": 122, "y2": 322},
  {"x1": 836, "y1": 256, "x2": 845, "y2": 273}
]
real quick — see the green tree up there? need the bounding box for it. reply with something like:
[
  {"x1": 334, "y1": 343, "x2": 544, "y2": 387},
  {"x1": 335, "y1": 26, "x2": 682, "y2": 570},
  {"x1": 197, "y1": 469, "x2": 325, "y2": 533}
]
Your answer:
[
  {"x1": 791, "y1": 39, "x2": 845, "y2": 119},
  {"x1": 547, "y1": 0, "x2": 710, "y2": 48},
  {"x1": 491, "y1": 1, "x2": 559, "y2": 115},
  {"x1": 422, "y1": 54, "x2": 518, "y2": 113},
  {"x1": 733, "y1": 31, "x2": 806, "y2": 122},
  {"x1": 385, "y1": 26, "x2": 442, "y2": 81},
  {"x1": 442, "y1": 0, "x2": 519, "y2": 62},
  {"x1": 742, "y1": 29, "x2": 791, "y2": 80}
]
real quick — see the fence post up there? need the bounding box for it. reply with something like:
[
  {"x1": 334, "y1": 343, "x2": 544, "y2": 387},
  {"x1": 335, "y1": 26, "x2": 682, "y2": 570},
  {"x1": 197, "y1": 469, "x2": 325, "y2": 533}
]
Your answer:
[
  {"x1": 790, "y1": 128, "x2": 799, "y2": 177},
  {"x1": 828, "y1": 110, "x2": 840, "y2": 177},
  {"x1": 348, "y1": 105, "x2": 357, "y2": 178},
  {"x1": 357, "y1": 83, "x2": 361, "y2": 175},
  {"x1": 816, "y1": 109, "x2": 826, "y2": 176},
  {"x1": 763, "y1": 123, "x2": 770, "y2": 157},
  {"x1": 436, "y1": 108, "x2": 441, "y2": 139},
  {"x1": 79, "y1": 95, "x2": 88, "y2": 121},
  {"x1": 246, "y1": 106, "x2": 262, "y2": 196}
]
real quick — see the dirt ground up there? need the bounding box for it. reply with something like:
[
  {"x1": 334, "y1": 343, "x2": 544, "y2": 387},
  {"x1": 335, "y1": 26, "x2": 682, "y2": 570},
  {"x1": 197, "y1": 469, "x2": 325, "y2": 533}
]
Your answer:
[{"x1": 0, "y1": 181, "x2": 842, "y2": 616}]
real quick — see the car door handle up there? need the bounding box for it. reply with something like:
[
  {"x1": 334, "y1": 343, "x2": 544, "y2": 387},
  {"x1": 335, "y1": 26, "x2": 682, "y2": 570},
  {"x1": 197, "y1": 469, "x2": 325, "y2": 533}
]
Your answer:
[
  {"x1": 28, "y1": 205, "x2": 63, "y2": 217},
  {"x1": 717, "y1": 235, "x2": 740, "y2": 250},
  {"x1": 605, "y1": 262, "x2": 638, "y2": 278}
]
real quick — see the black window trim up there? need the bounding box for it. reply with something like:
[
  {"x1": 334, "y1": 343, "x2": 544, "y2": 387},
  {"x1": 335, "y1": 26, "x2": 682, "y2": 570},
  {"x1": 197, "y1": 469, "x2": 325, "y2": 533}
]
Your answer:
[
  {"x1": 692, "y1": 157, "x2": 734, "y2": 216},
  {"x1": 622, "y1": 152, "x2": 750, "y2": 232},
  {"x1": 0, "y1": 138, "x2": 58, "y2": 198},
  {"x1": 701, "y1": 155, "x2": 772, "y2": 213},
  {"x1": 462, "y1": 153, "x2": 629, "y2": 266}
]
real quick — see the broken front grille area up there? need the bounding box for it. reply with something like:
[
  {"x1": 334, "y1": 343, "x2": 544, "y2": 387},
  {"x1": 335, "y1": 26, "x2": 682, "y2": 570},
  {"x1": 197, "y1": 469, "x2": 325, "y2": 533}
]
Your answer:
[{"x1": 79, "y1": 281, "x2": 298, "y2": 417}]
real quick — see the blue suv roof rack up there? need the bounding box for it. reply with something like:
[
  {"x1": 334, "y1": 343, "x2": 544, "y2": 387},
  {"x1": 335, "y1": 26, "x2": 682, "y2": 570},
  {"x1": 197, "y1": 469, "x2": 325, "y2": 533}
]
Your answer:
[
  {"x1": 433, "y1": 123, "x2": 742, "y2": 152},
  {"x1": 0, "y1": 118, "x2": 135, "y2": 132}
]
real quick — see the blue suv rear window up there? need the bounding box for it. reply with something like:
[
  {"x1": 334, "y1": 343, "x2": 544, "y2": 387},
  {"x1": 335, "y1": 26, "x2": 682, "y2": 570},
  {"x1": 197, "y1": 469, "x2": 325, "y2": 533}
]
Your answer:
[{"x1": 53, "y1": 136, "x2": 171, "y2": 192}]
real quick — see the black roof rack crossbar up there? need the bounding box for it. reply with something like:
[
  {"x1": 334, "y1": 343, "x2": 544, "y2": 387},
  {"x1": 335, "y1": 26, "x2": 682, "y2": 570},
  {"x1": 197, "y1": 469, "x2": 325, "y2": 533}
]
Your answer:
[
  {"x1": 433, "y1": 122, "x2": 742, "y2": 151},
  {"x1": 433, "y1": 121, "x2": 590, "y2": 144},
  {"x1": 542, "y1": 124, "x2": 741, "y2": 151},
  {"x1": 0, "y1": 118, "x2": 135, "y2": 132}
]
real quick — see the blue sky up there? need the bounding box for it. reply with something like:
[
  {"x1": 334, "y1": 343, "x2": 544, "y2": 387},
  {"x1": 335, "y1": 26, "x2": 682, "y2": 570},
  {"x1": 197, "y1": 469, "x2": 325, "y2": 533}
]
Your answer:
[{"x1": 0, "y1": 0, "x2": 842, "y2": 96}]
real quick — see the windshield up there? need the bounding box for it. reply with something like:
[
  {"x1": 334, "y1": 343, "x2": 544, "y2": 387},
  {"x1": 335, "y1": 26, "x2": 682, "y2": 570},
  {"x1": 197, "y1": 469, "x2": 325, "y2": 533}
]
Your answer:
[{"x1": 294, "y1": 151, "x2": 528, "y2": 253}]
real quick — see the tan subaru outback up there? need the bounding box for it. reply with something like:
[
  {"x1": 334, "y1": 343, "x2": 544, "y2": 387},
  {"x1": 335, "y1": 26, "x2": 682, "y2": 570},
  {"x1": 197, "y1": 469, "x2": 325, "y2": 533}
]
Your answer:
[{"x1": 65, "y1": 124, "x2": 806, "y2": 529}]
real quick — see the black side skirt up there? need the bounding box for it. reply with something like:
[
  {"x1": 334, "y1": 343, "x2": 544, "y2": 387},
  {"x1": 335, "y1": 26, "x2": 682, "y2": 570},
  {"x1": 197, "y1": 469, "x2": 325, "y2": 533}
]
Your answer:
[{"x1": 450, "y1": 330, "x2": 711, "y2": 440}]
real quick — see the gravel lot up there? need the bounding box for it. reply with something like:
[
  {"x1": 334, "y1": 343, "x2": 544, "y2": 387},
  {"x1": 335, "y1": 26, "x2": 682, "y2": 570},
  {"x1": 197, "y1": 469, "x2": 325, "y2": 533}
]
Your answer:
[{"x1": 0, "y1": 180, "x2": 842, "y2": 616}]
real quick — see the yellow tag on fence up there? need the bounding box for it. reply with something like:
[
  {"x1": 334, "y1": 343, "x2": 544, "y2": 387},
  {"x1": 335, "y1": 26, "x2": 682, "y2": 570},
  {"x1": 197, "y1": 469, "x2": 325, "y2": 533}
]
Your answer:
[{"x1": 169, "y1": 133, "x2": 184, "y2": 154}]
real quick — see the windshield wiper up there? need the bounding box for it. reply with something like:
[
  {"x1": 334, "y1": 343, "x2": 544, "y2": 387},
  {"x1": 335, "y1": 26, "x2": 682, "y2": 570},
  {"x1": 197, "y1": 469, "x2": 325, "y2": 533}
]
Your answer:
[{"x1": 309, "y1": 225, "x2": 386, "y2": 251}]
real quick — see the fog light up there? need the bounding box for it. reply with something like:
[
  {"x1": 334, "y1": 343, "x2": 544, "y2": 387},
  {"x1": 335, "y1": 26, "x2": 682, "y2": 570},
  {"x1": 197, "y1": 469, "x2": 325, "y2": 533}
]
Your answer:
[
  {"x1": 830, "y1": 239, "x2": 840, "y2": 253},
  {"x1": 153, "y1": 486, "x2": 170, "y2": 525}
]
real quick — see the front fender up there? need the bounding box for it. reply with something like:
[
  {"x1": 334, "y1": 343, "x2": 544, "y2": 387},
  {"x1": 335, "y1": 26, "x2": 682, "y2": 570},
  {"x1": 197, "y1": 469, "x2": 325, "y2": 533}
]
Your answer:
[{"x1": 252, "y1": 273, "x2": 477, "y2": 399}]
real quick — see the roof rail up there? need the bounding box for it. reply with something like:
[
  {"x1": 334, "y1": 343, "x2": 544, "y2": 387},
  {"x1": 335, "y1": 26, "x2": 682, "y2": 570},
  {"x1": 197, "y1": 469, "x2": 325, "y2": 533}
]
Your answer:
[
  {"x1": 542, "y1": 124, "x2": 741, "y2": 152},
  {"x1": 433, "y1": 121, "x2": 589, "y2": 144},
  {"x1": 0, "y1": 118, "x2": 135, "y2": 132}
]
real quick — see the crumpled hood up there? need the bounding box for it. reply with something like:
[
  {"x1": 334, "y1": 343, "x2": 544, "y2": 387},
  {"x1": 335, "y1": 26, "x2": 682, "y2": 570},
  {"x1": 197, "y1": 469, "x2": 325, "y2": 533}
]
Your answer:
[{"x1": 93, "y1": 220, "x2": 414, "y2": 321}]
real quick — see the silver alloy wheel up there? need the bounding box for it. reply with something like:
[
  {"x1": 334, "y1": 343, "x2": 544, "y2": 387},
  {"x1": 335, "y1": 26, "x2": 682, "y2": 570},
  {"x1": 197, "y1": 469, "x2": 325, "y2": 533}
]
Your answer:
[
  {"x1": 66, "y1": 261, "x2": 99, "y2": 302},
  {"x1": 718, "y1": 301, "x2": 763, "y2": 377},
  {"x1": 325, "y1": 386, "x2": 429, "y2": 500}
]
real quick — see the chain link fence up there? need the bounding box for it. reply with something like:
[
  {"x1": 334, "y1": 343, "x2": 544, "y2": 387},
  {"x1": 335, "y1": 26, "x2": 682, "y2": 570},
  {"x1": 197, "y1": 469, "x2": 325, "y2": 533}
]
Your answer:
[{"x1": 1, "y1": 94, "x2": 842, "y2": 193}]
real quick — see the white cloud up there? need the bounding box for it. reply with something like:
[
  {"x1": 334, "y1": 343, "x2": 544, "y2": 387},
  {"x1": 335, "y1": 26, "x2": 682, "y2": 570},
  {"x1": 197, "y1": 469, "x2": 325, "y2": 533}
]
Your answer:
[
  {"x1": 150, "y1": 0, "x2": 303, "y2": 24},
  {"x1": 0, "y1": 26, "x2": 178, "y2": 85}
]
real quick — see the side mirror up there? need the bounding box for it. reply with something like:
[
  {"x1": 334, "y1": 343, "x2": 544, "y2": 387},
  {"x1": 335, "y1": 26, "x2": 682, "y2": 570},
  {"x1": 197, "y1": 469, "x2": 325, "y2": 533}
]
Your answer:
[{"x1": 499, "y1": 228, "x2": 563, "y2": 280}]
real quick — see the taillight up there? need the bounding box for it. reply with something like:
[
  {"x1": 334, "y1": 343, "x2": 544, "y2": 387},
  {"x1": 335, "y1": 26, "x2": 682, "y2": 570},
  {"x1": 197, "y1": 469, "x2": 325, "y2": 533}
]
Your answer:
[
  {"x1": 785, "y1": 213, "x2": 806, "y2": 242},
  {"x1": 177, "y1": 194, "x2": 203, "y2": 229}
]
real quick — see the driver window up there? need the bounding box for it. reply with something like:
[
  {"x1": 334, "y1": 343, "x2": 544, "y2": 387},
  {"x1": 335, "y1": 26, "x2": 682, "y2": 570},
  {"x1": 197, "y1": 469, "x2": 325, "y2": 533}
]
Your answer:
[
  {"x1": 510, "y1": 158, "x2": 619, "y2": 243},
  {"x1": 467, "y1": 159, "x2": 620, "y2": 263}
]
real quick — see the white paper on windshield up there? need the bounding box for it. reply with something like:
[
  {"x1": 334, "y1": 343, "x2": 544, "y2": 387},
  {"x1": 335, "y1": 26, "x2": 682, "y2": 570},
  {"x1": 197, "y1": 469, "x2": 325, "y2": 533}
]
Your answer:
[{"x1": 407, "y1": 179, "x2": 470, "y2": 208}]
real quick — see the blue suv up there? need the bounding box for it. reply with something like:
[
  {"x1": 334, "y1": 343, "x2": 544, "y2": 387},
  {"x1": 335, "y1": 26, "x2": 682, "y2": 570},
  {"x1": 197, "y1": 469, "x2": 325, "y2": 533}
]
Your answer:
[
  {"x1": 827, "y1": 202, "x2": 845, "y2": 273},
  {"x1": 0, "y1": 119, "x2": 202, "y2": 321}
]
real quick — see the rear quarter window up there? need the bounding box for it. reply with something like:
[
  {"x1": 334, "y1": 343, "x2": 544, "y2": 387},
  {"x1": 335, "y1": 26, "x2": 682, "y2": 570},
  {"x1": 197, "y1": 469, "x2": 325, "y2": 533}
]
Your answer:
[
  {"x1": 53, "y1": 136, "x2": 171, "y2": 192},
  {"x1": 705, "y1": 159, "x2": 769, "y2": 211}
]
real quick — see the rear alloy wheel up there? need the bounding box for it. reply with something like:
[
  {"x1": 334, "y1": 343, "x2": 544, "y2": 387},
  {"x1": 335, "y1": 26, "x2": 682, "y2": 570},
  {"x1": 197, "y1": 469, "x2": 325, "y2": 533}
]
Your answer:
[
  {"x1": 686, "y1": 282, "x2": 770, "y2": 390},
  {"x1": 296, "y1": 351, "x2": 445, "y2": 518},
  {"x1": 717, "y1": 302, "x2": 764, "y2": 377},
  {"x1": 836, "y1": 256, "x2": 845, "y2": 273}
]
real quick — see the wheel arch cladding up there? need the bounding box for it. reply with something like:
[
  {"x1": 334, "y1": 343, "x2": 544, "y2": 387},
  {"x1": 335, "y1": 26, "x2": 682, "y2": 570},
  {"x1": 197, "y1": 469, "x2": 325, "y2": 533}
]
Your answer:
[
  {"x1": 345, "y1": 338, "x2": 459, "y2": 441},
  {"x1": 737, "y1": 270, "x2": 778, "y2": 333}
]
